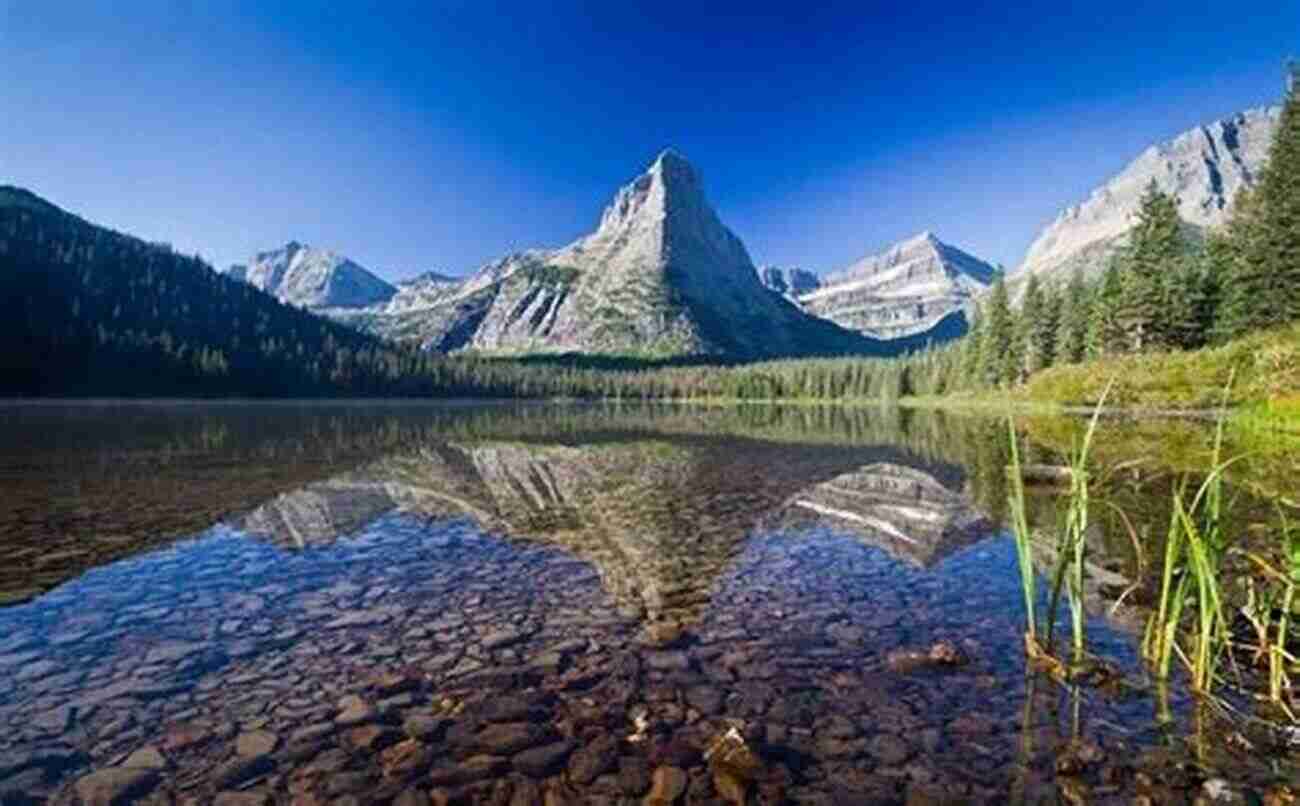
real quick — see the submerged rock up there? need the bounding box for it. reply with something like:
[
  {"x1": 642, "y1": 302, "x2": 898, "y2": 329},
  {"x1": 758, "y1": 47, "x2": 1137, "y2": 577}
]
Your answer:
[
  {"x1": 885, "y1": 640, "x2": 969, "y2": 674},
  {"x1": 73, "y1": 767, "x2": 160, "y2": 806}
]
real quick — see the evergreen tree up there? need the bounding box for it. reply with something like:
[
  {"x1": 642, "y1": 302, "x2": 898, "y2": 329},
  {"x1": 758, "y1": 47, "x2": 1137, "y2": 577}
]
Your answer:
[
  {"x1": 1088, "y1": 257, "x2": 1127, "y2": 357},
  {"x1": 1030, "y1": 282, "x2": 1061, "y2": 373},
  {"x1": 1220, "y1": 64, "x2": 1300, "y2": 338},
  {"x1": 1020, "y1": 275, "x2": 1044, "y2": 378},
  {"x1": 1117, "y1": 181, "x2": 1184, "y2": 351},
  {"x1": 1059, "y1": 268, "x2": 1090, "y2": 364},
  {"x1": 960, "y1": 304, "x2": 985, "y2": 388},
  {"x1": 980, "y1": 276, "x2": 1016, "y2": 387}
]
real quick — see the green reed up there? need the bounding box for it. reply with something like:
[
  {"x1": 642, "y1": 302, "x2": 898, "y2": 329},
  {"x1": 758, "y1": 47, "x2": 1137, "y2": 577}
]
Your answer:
[
  {"x1": 1006, "y1": 416, "x2": 1038, "y2": 645},
  {"x1": 1244, "y1": 504, "x2": 1299, "y2": 715},
  {"x1": 1008, "y1": 382, "x2": 1110, "y2": 664},
  {"x1": 1144, "y1": 375, "x2": 1238, "y2": 694}
]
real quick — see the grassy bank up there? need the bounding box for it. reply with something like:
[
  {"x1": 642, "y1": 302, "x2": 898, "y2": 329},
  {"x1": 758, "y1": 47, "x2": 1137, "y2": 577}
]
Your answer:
[{"x1": 1016, "y1": 321, "x2": 1300, "y2": 413}]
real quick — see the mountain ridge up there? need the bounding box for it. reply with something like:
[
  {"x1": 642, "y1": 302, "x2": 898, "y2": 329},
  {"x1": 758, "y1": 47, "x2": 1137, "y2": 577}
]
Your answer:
[
  {"x1": 301, "y1": 150, "x2": 892, "y2": 359},
  {"x1": 1015, "y1": 106, "x2": 1281, "y2": 281},
  {"x1": 785, "y1": 231, "x2": 996, "y2": 340}
]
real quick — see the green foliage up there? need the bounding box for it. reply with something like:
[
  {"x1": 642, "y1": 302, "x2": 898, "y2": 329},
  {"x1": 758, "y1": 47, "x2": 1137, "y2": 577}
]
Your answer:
[
  {"x1": 1059, "y1": 269, "x2": 1090, "y2": 364},
  {"x1": 1219, "y1": 70, "x2": 1300, "y2": 339},
  {"x1": 981, "y1": 275, "x2": 1017, "y2": 387},
  {"x1": 522, "y1": 263, "x2": 581, "y2": 286}
]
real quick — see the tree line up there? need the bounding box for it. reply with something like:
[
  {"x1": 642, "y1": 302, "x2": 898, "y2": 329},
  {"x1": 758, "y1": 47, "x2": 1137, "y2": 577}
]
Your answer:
[{"x1": 3, "y1": 68, "x2": 1296, "y2": 401}]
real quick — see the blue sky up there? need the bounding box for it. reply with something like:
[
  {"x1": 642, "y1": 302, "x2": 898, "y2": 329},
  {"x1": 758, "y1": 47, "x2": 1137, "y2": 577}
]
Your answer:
[{"x1": 2, "y1": 1, "x2": 1297, "y2": 280}]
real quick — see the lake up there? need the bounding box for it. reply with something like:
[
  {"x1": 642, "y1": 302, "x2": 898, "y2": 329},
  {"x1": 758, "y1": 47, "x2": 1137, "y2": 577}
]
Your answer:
[{"x1": 0, "y1": 401, "x2": 1295, "y2": 805}]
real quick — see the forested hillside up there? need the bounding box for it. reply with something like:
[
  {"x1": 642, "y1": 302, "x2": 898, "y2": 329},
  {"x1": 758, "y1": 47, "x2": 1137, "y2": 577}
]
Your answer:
[
  {"x1": 880, "y1": 67, "x2": 1300, "y2": 405},
  {"x1": 0, "y1": 188, "x2": 490, "y2": 396}
]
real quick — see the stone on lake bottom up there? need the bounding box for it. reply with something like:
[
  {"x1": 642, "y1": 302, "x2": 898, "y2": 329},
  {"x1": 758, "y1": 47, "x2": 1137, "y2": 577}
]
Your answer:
[{"x1": 74, "y1": 767, "x2": 160, "y2": 806}]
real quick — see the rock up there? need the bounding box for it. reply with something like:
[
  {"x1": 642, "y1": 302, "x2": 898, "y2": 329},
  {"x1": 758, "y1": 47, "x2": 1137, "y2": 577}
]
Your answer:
[
  {"x1": 1200, "y1": 778, "x2": 1250, "y2": 804},
  {"x1": 427, "y1": 755, "x2": 508, "y2": 786},
  {"x1": 325, "y1": 608, "x2": 395, "y2": 629},
  {"x1": 482, "y1": 628, "x2": 531, "y2": 651},
  {"x1": 867, "y1": 733, "x2": 913, "y2": 766},
  {"x1": 121, "y1": 746, "x2": 168, "y2": 770},
  {"x1": 618, "y1": 756, "x2": 652, "y2": 795},
  {"x1": 304, "y1": 150, "x2": 866, "y2": 359},
  {"x1": 797, "y1": 232, "x2": 994, "y2": 340},
  {"x1": 402, "y1": 715, "x2": 450, "y2": 743},
  {"x1": 705, "y1": 727, "x2": 761, "y2": 782},
  {"x1": 684, "y1": 686, "x2": 724, "y2": 715},
  {"x1": 476, "y1": 694, "x2": 538, "y2": 723},
  {"x1": 335, "y1": 695, "x2": 377, "y2": 727},
  {"x1": 236, "y1": 731, "x2": 279, "y2": 758},
  {"x1": 512, "y1": 740, "x2": 575, "y2": 778},
  {"x1": 644, "y1": 652, "x2": 691, "y2": 672},
  {"x1": 645, "y1": 766, "x2": 688, "y2": 804},
  {"x1": 0, "y1": 745, "x2": 88, "y2": 779},
  {"x1": 74, "y1": 767, "x2": 160, "y2": 806},
  {"x1": 343, "y1": 725, "x2": 399, "y2": 753},
  {"x1": 380, "y1": 739, "x2": 434, "y2": 779},
  {"x1": 1019, "y1": 107, "x2": 1280, "y2": 283},
  {"x1": 226, "y1": 243, "x2": 396, "y2": 309},
  {"x1": 568, "y1": 735, "x2": 619, "y2": 784},
  {"x1": 211, "y1": 754, "x2": 274, "y2": 790},
  {"x1": 213, "y1": 793, "x2": 271, "y2": 806},
  {"x1": 30, "y1": 704, "x2": 75, "y2": 734},
  {"x1": 473, "y1": 723, "x2": 544, "y2": 756},
  {"x1": 15, "y1": 660, "x2": 58, "y2": 681},
  {"x1": 393, "y1": 789, "x2": 431, "y2": 806},
  {"x1": 926, "y1": 641, "x2": 967, "y2": 666},
  {"x1": 886, "y1": 641, "x2": 968, "y2": 674},
  {"x1": 143, "y1": 641, "x2": 204, "y2": 665},
  {"x1": 713, "y1": 769, "x2": 748, "y2": 805},
  {"x1": 289, "y1": 723, "x2": 335, "y2": 746}
]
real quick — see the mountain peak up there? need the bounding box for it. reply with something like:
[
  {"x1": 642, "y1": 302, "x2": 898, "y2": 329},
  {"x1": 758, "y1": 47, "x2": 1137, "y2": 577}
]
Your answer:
[{"x1": 649, "y1": 148, "x2": 696, "y2": 178}]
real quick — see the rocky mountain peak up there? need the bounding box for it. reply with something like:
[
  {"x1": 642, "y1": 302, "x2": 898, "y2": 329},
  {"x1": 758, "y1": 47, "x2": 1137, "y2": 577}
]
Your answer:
[
  {"x1": 227, "y1": 242, "x2": 396, "y2": 310},
  {"x1": 595, "y1": 149, "x2": 709, "y2": 236},
  {"x1": 797, "y1": 232, "x2": 995, "y2": 340},
  {"x1": 1017, "y1": 105, "x2": 1280, "y2": 281}
]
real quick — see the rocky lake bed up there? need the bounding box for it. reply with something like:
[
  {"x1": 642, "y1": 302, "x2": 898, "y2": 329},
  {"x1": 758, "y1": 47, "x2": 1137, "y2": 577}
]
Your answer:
[{"x1": 0, "y1": 403, "x2": 1296, "y2": 805}]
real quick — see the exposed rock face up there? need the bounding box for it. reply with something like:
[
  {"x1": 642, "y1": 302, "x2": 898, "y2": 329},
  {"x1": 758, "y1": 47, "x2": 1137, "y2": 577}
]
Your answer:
[
  {"x1": 328, "y1": 151, "x2": 878, "y2": 359},
  {"x1": 225, "y1": 241, "x2": 396, "y2": 309},
  {"x1": 757, "y1": 266, "x2": 821, "y2": 300},
  {"x1": 795, "y1": 232, "x2": 995, "y2": 340},
  {"x1": 1016, "y1": 106, "x2": 1280, "y2": 282}
]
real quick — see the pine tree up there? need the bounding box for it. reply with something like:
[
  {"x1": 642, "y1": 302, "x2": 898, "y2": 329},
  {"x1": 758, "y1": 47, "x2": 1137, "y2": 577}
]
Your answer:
[
  {"x1": 1020, "y1": 275, "x2": 1044, "y2": 377},
  {"x1": 1220, "y1": 64, "x2": 1300, "y2": 338},
  {"x1": 1165, "y1": 255, "x2": 1210, "y2": 350},
  {"x1": 960, "y1": 304, "x2": 985, "y2": 388},
  {"x1": 1089, "y1": 257, "x2": 1127, "y2": 357},
  {"x1": 1030, "y1": 282, "x2": 1061, "y2": 373},
  {"x1": 1117, "y1": 181, "x2": 1184, "y2": 351},
  {"x1": 981, "y1": 276, "x2": 1016, "y2": 387},
  {"x1": 1059, "y1": 268, "x2": 1090, "y2": 364}
]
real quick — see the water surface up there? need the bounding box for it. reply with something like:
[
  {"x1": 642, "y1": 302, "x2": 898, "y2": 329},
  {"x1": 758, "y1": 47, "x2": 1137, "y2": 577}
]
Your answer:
[{"x1": 0, "y1": 402, "x2": 1294, "y2": 804}]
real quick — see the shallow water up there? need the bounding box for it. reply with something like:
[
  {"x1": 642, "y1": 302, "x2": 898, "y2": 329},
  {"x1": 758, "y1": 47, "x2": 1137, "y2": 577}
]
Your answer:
[{"x1": 0, "y1": 402, "x2": 1294, "y2": 804}]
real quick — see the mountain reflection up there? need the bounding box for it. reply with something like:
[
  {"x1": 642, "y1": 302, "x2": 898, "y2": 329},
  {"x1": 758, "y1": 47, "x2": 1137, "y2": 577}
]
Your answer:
[{"x1": 229, "y1": 431, "x2": 994, "y2": 636}]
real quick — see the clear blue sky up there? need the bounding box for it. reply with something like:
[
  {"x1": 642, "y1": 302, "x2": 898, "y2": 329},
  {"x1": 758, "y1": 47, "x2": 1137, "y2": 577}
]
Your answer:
[{"x1": 2, "y1": 1, "x2": 1296, "y2": 280}]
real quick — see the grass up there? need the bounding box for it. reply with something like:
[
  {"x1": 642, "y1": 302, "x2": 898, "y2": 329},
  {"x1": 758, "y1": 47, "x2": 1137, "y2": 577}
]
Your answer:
[
  {"x1": 1017, "y1": 321, "x2": 1300, "y2": 412},
  {"x1": 1007, "y1": 383, "x2": 1109, "y2": 665}
]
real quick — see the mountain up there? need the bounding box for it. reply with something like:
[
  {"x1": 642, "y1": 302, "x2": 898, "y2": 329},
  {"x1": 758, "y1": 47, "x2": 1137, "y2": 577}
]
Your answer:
[
  {"x1": 1017, "y1": 106, "x2": 1281, "y2": 281},
  {"x1": 758, "y1": 265, "x2": 821, "y2": 299},
  {"x1": 0, "y1": 186, "x2": 453, "y2": 396},
  {"x1": 332, "y1": 151, "x2": 882, "y2": 359},
  {"x1": 793, "y1": 232, "x2": 996, "y2": 340},
  {"x1": 226, "y1": 241, "x2": 396, "y2": 309}
]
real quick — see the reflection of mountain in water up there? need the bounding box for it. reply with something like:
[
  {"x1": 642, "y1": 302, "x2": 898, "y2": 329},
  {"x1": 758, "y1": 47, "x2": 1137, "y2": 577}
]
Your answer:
[
  {"x1": 232, "y1": 436, "x2": 996, "y2": 635},
  {"x1": 783, "y1": 463, "x2": 991, "y2": 567}
]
